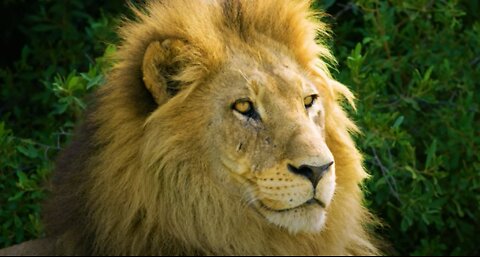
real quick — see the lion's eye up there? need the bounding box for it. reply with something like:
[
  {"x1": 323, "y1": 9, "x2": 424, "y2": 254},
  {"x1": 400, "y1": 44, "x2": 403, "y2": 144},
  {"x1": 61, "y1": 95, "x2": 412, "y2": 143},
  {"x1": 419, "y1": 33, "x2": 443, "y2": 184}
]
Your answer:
[
  {"x1": 304, "y1": 95, "x2": 317, "y2": 109},
  {"x1": 232, "y1": 99, "x2": 259, "y2": 119},
  {"x1": 234, "y1": 100, "x2": 252, "y2": 114}
]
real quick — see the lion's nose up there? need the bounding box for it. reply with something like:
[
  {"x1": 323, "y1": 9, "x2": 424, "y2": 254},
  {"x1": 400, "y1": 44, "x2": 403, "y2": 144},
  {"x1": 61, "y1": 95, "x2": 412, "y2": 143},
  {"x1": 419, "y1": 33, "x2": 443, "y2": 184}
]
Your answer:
[{"x1": 287, "y1": 161, "x2": 334, "y2": 186}]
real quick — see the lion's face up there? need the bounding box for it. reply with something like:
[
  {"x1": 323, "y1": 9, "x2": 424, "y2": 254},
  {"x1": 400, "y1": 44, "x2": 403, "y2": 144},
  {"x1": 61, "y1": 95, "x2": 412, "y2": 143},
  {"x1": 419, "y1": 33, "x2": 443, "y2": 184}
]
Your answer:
[
  {"x1": 142, "y1": 38, "x2": 336, "y2": 235},
  {"x1": 203, "y1": 48, "x2": 336, "y2": 234}
]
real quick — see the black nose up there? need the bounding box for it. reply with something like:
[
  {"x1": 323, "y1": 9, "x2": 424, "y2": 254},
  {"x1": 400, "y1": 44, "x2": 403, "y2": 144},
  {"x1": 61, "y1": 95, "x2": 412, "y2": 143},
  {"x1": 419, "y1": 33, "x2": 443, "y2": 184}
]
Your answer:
[{"x1": 287, "y1": 161, "x2": 334, "y2": 186}]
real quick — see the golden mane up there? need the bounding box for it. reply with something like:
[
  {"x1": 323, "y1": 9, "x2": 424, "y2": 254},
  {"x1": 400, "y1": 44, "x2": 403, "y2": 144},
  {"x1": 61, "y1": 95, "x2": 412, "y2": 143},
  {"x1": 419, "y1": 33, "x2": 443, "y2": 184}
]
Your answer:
[{"x1": 43, "y1": 0, "x2": 380, "y2": 255}]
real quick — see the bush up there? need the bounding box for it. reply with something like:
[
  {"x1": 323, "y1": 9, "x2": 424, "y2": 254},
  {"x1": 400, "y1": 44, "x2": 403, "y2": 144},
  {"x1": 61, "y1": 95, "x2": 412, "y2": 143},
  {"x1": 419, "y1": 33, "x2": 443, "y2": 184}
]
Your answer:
[
  {"x1": 328, "y1": 1, "x2": 480, "y2": 255},
  {"x1": 0, "y1": 0, "x2": 478, "y2": 255},
  {"x1": 0, "y1": 0, "x2": 122, "y2": 247}
]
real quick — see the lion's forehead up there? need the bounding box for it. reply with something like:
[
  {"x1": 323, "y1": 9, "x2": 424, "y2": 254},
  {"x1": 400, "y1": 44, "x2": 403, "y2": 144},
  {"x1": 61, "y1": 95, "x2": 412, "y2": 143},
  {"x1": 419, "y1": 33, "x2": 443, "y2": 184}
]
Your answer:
[
  {"x1": 227, "y1": 46, "x2": 315, "y2": 96},
  {"x1": 238, "y1": 65, "x2": 314, "y2": 100},
  {"x1": 272, "y1": 65, "x2": 302, "y2": 86}
]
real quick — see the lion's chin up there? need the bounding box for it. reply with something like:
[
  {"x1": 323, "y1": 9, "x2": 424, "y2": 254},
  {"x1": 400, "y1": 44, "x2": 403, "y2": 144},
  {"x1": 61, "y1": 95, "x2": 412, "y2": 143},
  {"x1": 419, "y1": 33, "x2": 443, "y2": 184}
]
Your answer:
[{"x1": 256, "y1": 202, "x2": 327, "y2": 235}]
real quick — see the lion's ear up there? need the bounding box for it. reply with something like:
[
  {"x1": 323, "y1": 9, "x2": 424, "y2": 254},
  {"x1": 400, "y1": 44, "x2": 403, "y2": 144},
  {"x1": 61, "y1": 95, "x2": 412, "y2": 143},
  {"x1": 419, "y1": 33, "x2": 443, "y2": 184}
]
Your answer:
[{"x1": 142, "y1": 39, "x2": 191, "y2": 105}]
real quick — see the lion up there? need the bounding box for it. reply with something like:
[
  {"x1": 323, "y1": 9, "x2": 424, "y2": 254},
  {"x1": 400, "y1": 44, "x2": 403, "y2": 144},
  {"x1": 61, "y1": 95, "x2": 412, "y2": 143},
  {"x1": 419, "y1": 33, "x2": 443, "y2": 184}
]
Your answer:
[{"x1": 0, "y1": 0, "x2": 381, "y2": 255}]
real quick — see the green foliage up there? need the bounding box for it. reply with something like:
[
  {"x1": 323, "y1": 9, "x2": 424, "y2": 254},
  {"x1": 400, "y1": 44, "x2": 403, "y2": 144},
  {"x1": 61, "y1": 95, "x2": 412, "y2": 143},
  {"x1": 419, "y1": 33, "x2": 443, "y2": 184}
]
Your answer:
[
  {"x1": 0, "y1": 41, "x2": 115, "y2": 248},
  {"x1": 329, "y1": 0, "x2": 480, "y2": 255},
  {"x1": 0, "y1": 0, "x2": 121, "y2": 247},
  {"x1": 0, "y1": 0, "x2": 478, "y2": 255},
  {"x1": 0, "y1": 123, "x2": 48, "y2": 246}
]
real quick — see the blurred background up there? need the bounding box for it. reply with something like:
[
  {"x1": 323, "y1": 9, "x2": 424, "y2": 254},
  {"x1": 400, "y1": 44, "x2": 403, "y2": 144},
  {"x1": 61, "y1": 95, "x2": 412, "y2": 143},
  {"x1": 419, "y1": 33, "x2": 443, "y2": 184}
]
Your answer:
[{"x1": 0, "y1": 0, "x2": 478, "y2": 255}]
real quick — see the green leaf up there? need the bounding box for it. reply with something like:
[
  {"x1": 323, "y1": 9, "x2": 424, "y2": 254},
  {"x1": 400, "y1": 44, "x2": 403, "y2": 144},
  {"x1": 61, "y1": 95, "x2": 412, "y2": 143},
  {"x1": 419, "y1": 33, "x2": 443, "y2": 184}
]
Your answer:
[
  {"x1": 400, "y1": 216, "x2": 412, "y2": 232},
  {"x1": 425, "y1": 139, "x2": 438, "y2": 169},
  {"x1": 8, "y1": 192, "x2": 24, "y2": 202},
  {"x1": 16, "y1": 145, "x2": 38, "y2": 159},
  {"x1": 66, "y1": 75, "x2": 83, "y2": 92},
  {"x1": 321, "y1": 0, "x2": 336, "y2": 9},
  {"x1": 392, "y1": 115, "x2": 404, "y2": 129}
]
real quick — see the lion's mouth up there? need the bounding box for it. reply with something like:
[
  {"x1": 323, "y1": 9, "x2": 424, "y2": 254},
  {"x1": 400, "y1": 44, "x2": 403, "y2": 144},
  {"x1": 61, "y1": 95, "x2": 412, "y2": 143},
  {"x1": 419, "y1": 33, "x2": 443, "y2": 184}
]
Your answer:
[{"x1": 257, "y1": 198, "x2": 325, "y2": 213}]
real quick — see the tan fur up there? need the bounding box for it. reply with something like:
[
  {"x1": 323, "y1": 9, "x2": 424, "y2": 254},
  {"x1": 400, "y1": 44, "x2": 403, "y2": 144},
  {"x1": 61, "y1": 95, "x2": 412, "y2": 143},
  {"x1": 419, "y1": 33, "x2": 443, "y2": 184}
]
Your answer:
[{"x1": 41, "y1": 0, "x2": 381, "y2": 255}]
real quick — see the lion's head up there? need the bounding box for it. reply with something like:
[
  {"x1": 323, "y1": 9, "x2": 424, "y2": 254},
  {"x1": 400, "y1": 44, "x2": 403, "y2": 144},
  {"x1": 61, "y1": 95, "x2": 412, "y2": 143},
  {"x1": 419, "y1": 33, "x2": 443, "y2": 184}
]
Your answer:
[
  {"x1": 143, "y1": 37, "x2": 336, "y2": 235},
  {"x1": 44, "y1": 0, "x2": 380, "y2": 255}
]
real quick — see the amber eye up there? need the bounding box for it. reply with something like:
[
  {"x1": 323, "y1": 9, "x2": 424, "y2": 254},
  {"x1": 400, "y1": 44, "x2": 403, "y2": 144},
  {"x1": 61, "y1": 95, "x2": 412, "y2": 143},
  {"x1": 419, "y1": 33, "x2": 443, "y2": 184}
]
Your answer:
[
  {"x1": 232, "y1": 99, "x2": 259, "y2": 120},
  {"x1": 234, "y1": 100, "x2": 252, "y2": 113},
  {"x1": 304, "y1": 95, "x2": 317, "y2": 109}
]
